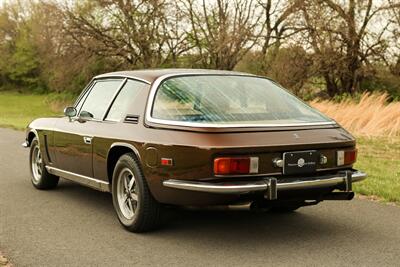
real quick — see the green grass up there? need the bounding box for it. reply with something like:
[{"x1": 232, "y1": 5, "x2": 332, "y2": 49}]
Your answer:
[
  {"x1": 0, "y1": 91, "x2": 70, "y2": 130},
  {"x1": 354, "y1": 136, "x2": 400, "y2": 204},
  {"x1": 0, "y1": 91, "x2": 399, "y2": 204}
]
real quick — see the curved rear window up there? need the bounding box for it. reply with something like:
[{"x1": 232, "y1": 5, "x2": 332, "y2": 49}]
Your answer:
[{"x1": 151, "y1": 75, "x2": 332, "y2": 126}]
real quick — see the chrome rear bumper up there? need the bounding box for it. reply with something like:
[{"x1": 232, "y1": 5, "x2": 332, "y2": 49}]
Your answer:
[{"x1": 163, "y1": 170, "x2": 367, "y2": 200}]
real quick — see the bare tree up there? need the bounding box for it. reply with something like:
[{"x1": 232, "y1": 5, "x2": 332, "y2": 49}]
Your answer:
[
  {"x1": 301, "y1": 0, "x2": 391, "y2": 96},
  {"x1": 182, "y1": 0, "x2": 263, "y2": 70},
  {"x1": 387, "y1": 0, "x2": 400, "y2": 75},
  {"x1": 258, "y1": 0, "x2": 304, "y2": 56},
  {"x1": 161, "y1": 1, "x2": 194, "y2": 66},
  {"x1": 62, "y1": 0, "x2": 188, "y2": 68}
]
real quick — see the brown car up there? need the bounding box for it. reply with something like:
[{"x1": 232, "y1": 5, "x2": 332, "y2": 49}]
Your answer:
[{"x1": 23, "y1": 69, "x2": 366, "y2": 232}]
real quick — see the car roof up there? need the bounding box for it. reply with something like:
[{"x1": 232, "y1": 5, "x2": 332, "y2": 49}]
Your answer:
[{"x1": 94, "y1": 68, "x2": 255, "y2": 84}]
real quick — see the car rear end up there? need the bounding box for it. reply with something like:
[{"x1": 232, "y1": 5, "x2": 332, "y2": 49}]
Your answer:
[
  {"x1": 149, "y1": 127, "x2": 365, "y2": 206},
  {"x1": 144, "y1": 73, "x2": 367, "y2": 207}
]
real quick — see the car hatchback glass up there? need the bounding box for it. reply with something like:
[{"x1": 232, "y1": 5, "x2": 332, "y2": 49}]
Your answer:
[{"x1": 151, "y1": 75, "x2": 333, "y2": 126}]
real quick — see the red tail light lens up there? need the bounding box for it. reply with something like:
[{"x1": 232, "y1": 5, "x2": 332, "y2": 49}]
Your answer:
[
  {"x1": 337, "y1": 149, "x2": 357, "y2": 166},
  {"x1": 344, "y1": 149, "x2": 357, "y2": 165},
  {"x1": 214, "y1": 157, "x2": 258, "y2": 175}
]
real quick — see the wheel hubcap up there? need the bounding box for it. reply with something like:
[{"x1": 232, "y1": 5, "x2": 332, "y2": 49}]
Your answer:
[
  {"x1": 31, "y1": 146, "x2": 42, "y2": 182},
  {"x1": 117, "y1": 168, "x2": 138, "y2": 220}
]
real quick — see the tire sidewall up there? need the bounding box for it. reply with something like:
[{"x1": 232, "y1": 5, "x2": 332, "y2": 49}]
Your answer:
[
  {"x1": 29, "y1": 138, "x2": 43, "y2": 187},
  {"x1": 111, "y1": 155, "x2": 145, "y2": 228}
]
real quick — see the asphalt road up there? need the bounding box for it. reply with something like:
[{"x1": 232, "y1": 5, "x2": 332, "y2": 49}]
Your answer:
[{"x1": 0, "y1": 127, "x2": 399, "y2": 267}]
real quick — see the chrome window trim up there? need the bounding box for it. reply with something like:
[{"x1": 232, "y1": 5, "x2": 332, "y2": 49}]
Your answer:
[
  {"x1": 73, "y1": 79, "x2": 95, "y2": 110},
  {"x1": 102, "y1": 78, "x2": 128, "y2": 121},
  {"x1": 94, "y1": 74, "x2": 151, "y2": 85},
  {"x1": 77, "y1": 78, "x2": 125, "y2": 121},
  {"x1": 73, "y1": 76, "x2": 150, "y2": 121},
  {"x1": 145, "y1": 73, "x2": 337, "y2": 128},
  {"x1": 103, "y1": 78, "x2": 150, "y2": 122}
]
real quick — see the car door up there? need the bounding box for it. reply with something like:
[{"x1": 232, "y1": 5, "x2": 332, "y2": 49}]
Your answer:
[{"x1": 53, "y1": 79, "x2": 125, "y2": 178}]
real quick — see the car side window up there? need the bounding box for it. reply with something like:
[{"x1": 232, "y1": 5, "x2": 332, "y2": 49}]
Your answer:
[
  {"x1": 74, "y1": 82, "x2": 94, "y2": 114},
  {"x1": 105, "y1": 80, "x2": 147, "y2": 121},
  {"x1": 79, "y1": 79, "x2": 123, "y2": 120}
]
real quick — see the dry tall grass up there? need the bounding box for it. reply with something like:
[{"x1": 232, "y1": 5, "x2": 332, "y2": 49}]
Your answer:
[{"x1": 310, "y1": 93, "x2": 400, "y2": 137}]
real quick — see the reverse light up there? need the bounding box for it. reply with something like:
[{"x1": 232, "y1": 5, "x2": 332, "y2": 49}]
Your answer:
[
  {"x1": 337, "y1": 149, "x2": 357, "y2": 166},
  {"x1": 214, "y1": 157, "x2": 259, "y2": 175}
]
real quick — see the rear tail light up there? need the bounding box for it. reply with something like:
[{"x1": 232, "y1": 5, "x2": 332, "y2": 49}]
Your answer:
[
  {"x1": 214, "y1": 157, "x2": 259, "y2": 175},
  {"x1": 337, "y1": 149, "x2": 357, "y2": 166}
]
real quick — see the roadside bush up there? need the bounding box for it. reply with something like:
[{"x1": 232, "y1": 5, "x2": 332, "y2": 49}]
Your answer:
[{"x1": 361, "y1": 69, "x2": 400, "y2": 101}]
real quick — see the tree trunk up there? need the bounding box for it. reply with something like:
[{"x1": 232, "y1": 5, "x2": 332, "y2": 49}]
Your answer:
[{"x1": 324, "y1": 74, "x2": 338, "y2": 97}]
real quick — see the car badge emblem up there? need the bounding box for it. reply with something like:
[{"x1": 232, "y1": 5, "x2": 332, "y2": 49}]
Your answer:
[
  {"x1": 293, "y1": 133, "x2": 300, "y2": 139},
  {"x1": 297, "y1": 158, "x2": 305, "y2": 167}
]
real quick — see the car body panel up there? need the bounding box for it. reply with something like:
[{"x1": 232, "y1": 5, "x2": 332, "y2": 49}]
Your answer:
[{"x1": 24, "y1": 69, "x2": 364, "y2": 206}]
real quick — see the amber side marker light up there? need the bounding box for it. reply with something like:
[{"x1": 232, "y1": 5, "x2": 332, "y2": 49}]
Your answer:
[
  {"x1": 214, "y1": 157, "x2": 259, "y2": 175},
  {"x1": 337, "y1": 149, "x2": 357, "y2": 166}
]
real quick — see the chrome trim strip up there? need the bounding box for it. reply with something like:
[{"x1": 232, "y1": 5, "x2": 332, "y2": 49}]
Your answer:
[
  {"x1": 102, "y1": 78, "x2": 128, "y2": 121},
  {"x1": 145, "y1": 73, "x2": 337, "y2": 128},
  {"x1": 94, "y1": 74, "x2": 151, "y2": 84},
  {"x1": 213, "y1": 172, "x2": 282, "y2": 178},
  {"x1": 46, "y1": 166, "x2": 110, "y2": 192},
  {"x1": 148, "y1": 118, "x2": 336, "y2": 128},
  {"x1": 162, "y1": 171, "x2": 367, "y2": 194},
  {"x1": 163, "y1": 179, "x2": 269, "y2": 194}
]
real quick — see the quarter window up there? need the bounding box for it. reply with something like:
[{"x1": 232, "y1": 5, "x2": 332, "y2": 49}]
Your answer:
[
  {"x1": 79, "y1": 80, "x2": 123, "y2": 120},
  {"x1": 106, "y1": 80, "x2": 147, "y2": 121}
]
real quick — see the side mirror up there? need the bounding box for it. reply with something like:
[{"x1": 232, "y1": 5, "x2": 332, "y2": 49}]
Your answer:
[
  {"x1": 64, "y1": 106, "x2": 77, "y2": 118},
  {"x1": 79, "y1": 110, "x2": 93, "y2": 119},
  {"x1": 76, "y1": 110, "x2": 94, "y2": 123}
]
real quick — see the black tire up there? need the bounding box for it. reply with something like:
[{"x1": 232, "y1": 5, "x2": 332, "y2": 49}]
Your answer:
[
  {"x1": 111, "y1": 153, "x2": 161, "y2": 232},
  {"x1": 29, "y1": 137, "x2": 59, "y2": 189}
]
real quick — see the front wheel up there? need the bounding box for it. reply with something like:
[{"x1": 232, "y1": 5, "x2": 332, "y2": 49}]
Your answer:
[
  {"x1": 29, "y1": 137, "x2": 59, "y2": 189},
  {"x1": 111, "y1": 153, "x2": 161, "y2": 232}
]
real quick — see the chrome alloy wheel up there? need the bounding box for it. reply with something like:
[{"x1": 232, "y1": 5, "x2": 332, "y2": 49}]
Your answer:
[
  {"x1": 31, "y1": 145, "x2": 43, "y2": 182},
  {"x1": 117, "y1": 167, "x2": 138, "y2": 220}
]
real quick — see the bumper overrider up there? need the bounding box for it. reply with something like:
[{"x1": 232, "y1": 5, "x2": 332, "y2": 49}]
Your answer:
[{"x1": 163, "y1": 170, "x2": 367, "y2": 200}]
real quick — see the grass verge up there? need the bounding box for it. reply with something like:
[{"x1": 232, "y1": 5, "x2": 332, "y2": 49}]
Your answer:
[
  {"x1": 353, "y1": 136, "x2": 400, "y2": 204},
  {"x1": 0, "y1": 91, "x2": 72, "y2": 130}
]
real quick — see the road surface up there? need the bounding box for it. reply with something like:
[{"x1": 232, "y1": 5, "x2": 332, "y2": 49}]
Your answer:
[{"x1": 0, "y1": 128, "x2": 399, "y2": 266}]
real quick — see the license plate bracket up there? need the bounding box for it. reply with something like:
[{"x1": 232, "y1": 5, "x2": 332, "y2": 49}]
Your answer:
[{"x1": 283, "y1": 150, "x2": 318, "y2": 175}]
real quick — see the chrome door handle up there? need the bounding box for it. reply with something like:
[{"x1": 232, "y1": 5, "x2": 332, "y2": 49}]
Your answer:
[{"x1": 83, "y1": 136, "x2": 93, "y2": 145}]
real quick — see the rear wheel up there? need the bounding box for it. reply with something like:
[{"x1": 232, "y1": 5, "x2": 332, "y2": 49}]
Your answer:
[
  {"x1": 29, "y1": 137, "x2": 59, "y2": 189},
  {"x1": 111, "y1": 153, "x2": 161, "y2": 232}
]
